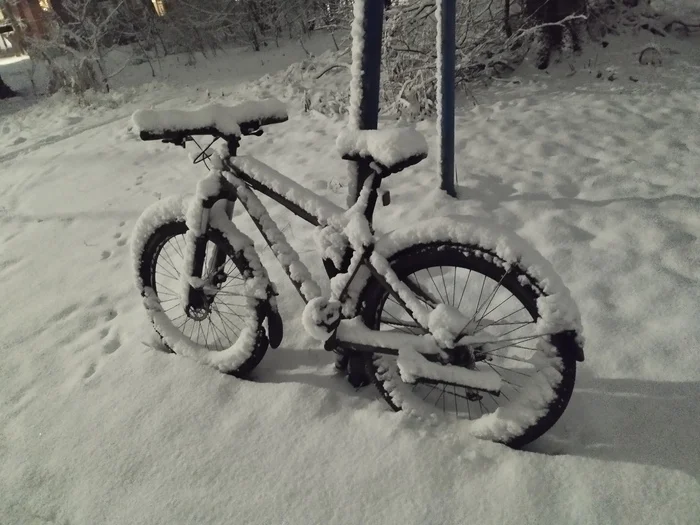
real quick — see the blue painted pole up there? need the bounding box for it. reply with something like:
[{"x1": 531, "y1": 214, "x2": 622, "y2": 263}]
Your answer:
[
  {"x1": 356, "y1": 0, "x2": 383, "y2": 131},
  {"x1": 348, "y1": 0, "x2": 385, "y2": 205},
  {"x1": 439, "y1": 0, "x2": 457, "y2": 197}
]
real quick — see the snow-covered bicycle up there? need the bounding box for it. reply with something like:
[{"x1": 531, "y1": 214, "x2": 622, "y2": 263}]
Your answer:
[{"x1": 129, "y1": 97, "x2": 584, "y2": 448}]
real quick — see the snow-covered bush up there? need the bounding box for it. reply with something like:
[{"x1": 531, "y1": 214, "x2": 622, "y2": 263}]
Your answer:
[
  {"x1": 381, "y1": 0, "x2": 590, "y2": 117},
  {"x1": 7, "y1": 0, "x2": 354, "y2": 95},
  {"x1": 12, "y1": 0, "x2": 144, "y2": 94}
]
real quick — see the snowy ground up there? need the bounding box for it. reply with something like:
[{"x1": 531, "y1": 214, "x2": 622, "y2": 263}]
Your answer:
[
  {"x1": 2, "y1": 16, "x2": 700, "y2": 525},
  {"x1": 0, "y1": 33, "x2": 343, "y2": 163}
]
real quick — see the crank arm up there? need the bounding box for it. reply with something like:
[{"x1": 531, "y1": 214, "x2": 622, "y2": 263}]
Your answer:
[
  {"x1": 333, "y1": 319, "x2": 501, "y2": 394},
  {"x1": 334, "y1": 318, "x2": 444, "y2": 357},
  {"x1": 397, "y1": 348, "x2": 501, "y2": 396}
]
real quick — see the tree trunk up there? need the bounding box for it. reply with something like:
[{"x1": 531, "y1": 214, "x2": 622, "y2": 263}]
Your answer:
[
  {"x1": 0, "y1": 73, "x2": 17, "y2": 99},
  {"x1": 526, "y1": 0, "x2": 585, "y2": 69}
]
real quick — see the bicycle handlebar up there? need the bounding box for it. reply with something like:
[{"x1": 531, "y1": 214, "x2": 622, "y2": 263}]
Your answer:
[{"x1": 138, "y1": 114, "x2": 288, "y2": 145}]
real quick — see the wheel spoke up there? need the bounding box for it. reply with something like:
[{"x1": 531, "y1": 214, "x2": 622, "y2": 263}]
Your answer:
[
  {"x1": 156, "y1": 283, "x2": 179, "y2": 297},
  {"x1": 404, "y1": 276, "x2": 440, "y2": 307},
  {"x1": 487, "y1": 392, "x2": 499, "y2": 407},
  {"x1": 425, "y1": 268, "x2": 446, "y2": 303},
  {"x1": 422, "y1": 383, "x2": 439, "y2": 400},
  {"x1": 488, "y1": 305, "x2": 528, "y2": 326},
  {"x1": 470, "y1": 270, "x2": 509, "y2": 334},
  {"x1": 486, "y1": 362, "x2": 532, "y2": 377},
  {"x1": 213, "y1": 305, "x2": 242, "y2": 337},
  {"x1": 215, "y1": 310, "x2": 236, "y2": 343},
  {"x1": 480, "y1": 334, "x2": 551, "y2": 355},
  {"x1": 452, "y1": 267, "x2": 457, "y2": 306},
  {"x1": 160, "y1": 248, "x2": 181, "y2": 275},
  {"x1": 483, "y1": 353, "x2": 535, "y2": 365},
  {"x1": 156, "y1": 262, "x2": 179, "y2": 281},
  {"x1": 217, "y1": 291, "x2": 254, "y2": 298},
  {"x1": 471, "y1": 293, "x2": 517, "y2": 333},
  {"x1": 208, "y1": 317, "x2": 230, "y2": 348},
  {"x1": 380, "y1": 309, "x2": 419, "y2": 334},
  {"x1": 173, "y1": 236, "x2": 185, "y2": 258},
  {"x1": 469, "y1": 275, "x2": 487, "y2": 325},
  {"x1": 457, "y1": 269, "x2": 472, "y2": 309},
  {"x1": 215, "y1": 301, "x2": 250, "y2": 327},
  {"x1": 439, "y1": 266, "x2": 450, "y2": 306},
  {"x1": 453, "y1": 385, "x2": 459, "y2": 416},
  {"x1": 196, "y1": 322, "x2": 205, "y2": 345},
  {"x1": 380, "y1": 317, "x2": 422, "y2": 330},
  {"x1": 204, "y1": 318, "x2": 213, "y2": 349},
  {"x1": 434, "y1": 385, "x2": 446, "y2": 408}
]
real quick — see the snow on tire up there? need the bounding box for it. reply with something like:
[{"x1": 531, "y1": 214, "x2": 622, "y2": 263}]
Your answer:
[
  {"x1": 358, "y1": 238, "x2": 581, "y2": 449},
  {"x1": 131, "y1": 196, "x2": 270, "y2": 376}
]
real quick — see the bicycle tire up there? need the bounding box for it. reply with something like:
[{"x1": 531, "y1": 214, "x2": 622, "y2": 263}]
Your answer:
[{"x1": 358, "y1": 241, "x2": 579, "y2": 448}]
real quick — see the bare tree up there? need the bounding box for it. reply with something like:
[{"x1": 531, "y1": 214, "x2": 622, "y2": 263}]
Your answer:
[{"x1": 526, "y1": 0, "x2": 586, "y2": 69}]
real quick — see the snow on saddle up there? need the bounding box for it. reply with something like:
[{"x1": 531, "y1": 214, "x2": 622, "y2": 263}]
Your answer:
[{"x1": 336, "y1": 127, "x2": 428, "y2": 176}]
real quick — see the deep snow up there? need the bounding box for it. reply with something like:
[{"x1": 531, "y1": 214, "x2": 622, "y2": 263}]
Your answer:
[{"x1": 2, "y1": 8, "x2": 700, "y2": 525}]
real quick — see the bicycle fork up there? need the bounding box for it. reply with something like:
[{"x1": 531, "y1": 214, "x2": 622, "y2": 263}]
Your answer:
[
  {"x1": 179, "y1": 170, "x2": 284, "y2": 347},
  {"x1": 180, "y1": 171, "x2": 238, "y2": 317}
]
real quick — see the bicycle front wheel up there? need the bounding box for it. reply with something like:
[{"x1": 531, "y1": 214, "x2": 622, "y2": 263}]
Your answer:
[
  {"x1": 136, "y1": 219, "x2": 269, "y2": 377},
  {"x1": 359, "y1": 241, "x2": 580, "y2": 449}
]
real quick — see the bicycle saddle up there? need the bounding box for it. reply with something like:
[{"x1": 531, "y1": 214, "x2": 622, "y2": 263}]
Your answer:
[{"x1": 337, "y1": 127, "x2": 428, "y2": 176}]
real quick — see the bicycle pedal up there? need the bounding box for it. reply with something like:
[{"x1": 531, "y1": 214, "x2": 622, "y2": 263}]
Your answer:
[
  {"x1": 381, "y1": 190, "x2": 391, "y2": 206},
  {"x1": 334, "y1": 353, "x2": 349, "y2": 372},
  {"x1": 347, "y1": 354, "x2": 371, "y2": 388}
]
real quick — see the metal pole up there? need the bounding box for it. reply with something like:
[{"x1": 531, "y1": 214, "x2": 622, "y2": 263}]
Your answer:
[
  {"x1": 439, "y1": 0, "x2": 456, "y2": 197},
  {"x1": 348, "y1": 0, "x2": 384, "y2": 206}
]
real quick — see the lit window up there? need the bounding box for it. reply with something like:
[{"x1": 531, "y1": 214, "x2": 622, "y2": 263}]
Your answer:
[{"x1": 152, "y1": 0, "x2": 166, "y2": 16}]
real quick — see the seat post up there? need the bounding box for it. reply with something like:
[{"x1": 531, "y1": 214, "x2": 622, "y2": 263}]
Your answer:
[
  {"x1": 223, "y1": 135, "x2": 240, "y2": 158},
  {"x1": 347, "y1": 0, "x2": 385, "y2": 207},
  {"x1": 362, "y1": 171, "x2": 383, "y2": 225}
]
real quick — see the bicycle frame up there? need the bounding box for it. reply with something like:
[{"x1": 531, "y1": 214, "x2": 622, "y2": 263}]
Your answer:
[
  {"x1": 168, "y1": 0, "x2": 508, "y2": 393},
  {"x1": 176, "y1": 155, "x2": 506, "y2": 395},
  {"x1": 178, "y1": 137, "x2": 450, "y2": 348},
  {"x1": 130, "y1": 0, "x2": 589, "y2": 415}
]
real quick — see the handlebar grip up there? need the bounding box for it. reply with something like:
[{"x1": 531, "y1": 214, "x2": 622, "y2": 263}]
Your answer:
[{"x1": 139, "y1": 130, "x2": 167, "y2": 141}]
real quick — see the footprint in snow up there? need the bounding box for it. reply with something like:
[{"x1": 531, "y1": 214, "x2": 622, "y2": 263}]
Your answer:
[
  {"x1": 65, "y1": 116, "x2": 83, "y2": 125},
  {"x1": 111, "y1": 230, "x2": 128, "y2": 247},
  {"x1": 103, "y1": 335, "x2": 121, "y2": 355},
  {"x1": 100, "y1": 308, "x2": 121, "y2": 355},
  {"x1": 47, "y1": 303, "x2": 80, "y2": 323},
  {"x1": 83, "y1": 362, "x2": 97, "y2": 379},
  {"x1": 0, "y1": 257, "x2": 21, "y2": 274}
]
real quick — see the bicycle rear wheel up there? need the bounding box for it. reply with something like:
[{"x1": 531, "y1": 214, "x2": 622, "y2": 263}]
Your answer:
[{"x1": 359, "y1": 241, "x2": 579, "y2": 448}]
